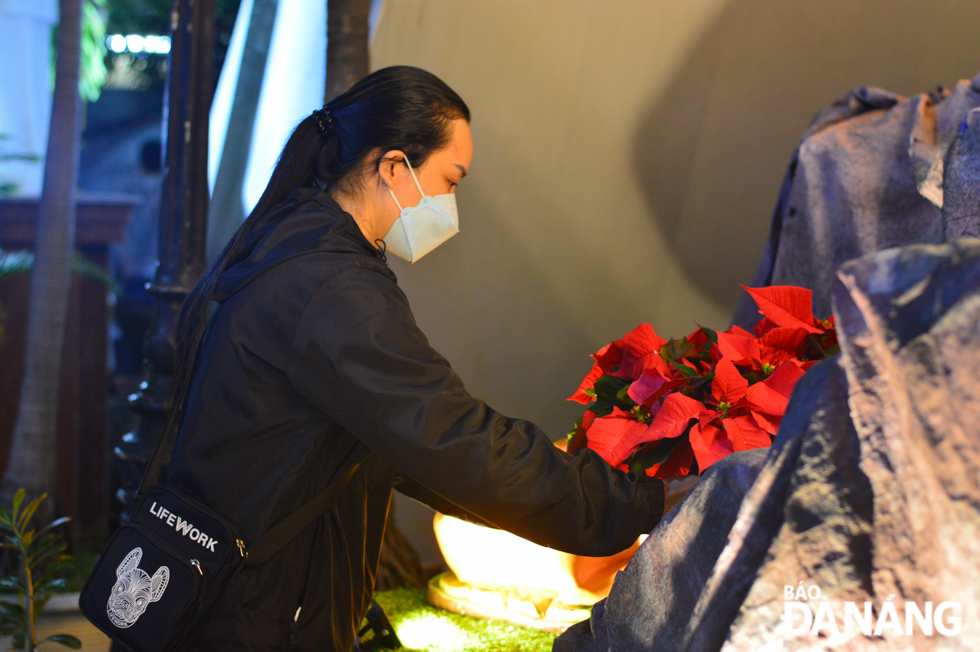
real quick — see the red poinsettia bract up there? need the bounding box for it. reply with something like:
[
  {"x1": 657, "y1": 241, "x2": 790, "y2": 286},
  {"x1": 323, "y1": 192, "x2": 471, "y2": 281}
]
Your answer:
[{"x1": 566, "y1": 285, "x2": 837, "y2": 479}]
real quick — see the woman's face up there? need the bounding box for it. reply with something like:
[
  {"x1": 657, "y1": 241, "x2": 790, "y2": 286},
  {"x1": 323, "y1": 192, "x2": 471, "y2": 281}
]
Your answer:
[{"x1": 378, "y1": 117, "x2": 474, "y2": 226}]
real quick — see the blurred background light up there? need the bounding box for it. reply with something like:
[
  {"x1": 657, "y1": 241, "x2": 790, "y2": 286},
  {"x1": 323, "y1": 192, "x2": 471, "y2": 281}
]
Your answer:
[
  {"x1": 144, "y1": 35, "x2": 170, "y2": 54},
  {"x1": 125, "y1": 34, "x2": 144, "y2": 53},
  {"x1": 107, "y1": 34, "x2": 126, "y2": 53},
  {"x1": 105, "y1": 34, "x2": 170, "y2": 55}
]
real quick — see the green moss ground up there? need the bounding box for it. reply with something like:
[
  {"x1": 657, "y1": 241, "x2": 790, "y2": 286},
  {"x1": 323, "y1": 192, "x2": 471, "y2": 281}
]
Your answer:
[{"x1": 371, "y1": 589, "x2": 558, "y2": 652}]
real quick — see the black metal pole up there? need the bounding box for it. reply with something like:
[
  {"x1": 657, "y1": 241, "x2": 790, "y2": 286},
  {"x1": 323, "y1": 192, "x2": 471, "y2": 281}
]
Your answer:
[{"x1": 115, "y1": 0, "x2": 215, "y2": 518}]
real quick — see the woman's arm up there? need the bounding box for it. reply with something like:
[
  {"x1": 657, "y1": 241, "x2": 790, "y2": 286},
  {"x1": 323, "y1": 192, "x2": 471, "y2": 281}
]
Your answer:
[
  {"x1": 287, "y1": 265, "x2": 665, "y2": 556},
  {"x1": 392, "y1": 472, "x2": 498, "y2": 529}
]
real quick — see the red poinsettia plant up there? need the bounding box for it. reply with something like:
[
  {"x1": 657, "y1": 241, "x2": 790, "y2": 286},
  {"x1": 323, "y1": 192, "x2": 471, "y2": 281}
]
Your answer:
[{"x1": 566, "y1": 285, "x2": 838, "y2": 479}]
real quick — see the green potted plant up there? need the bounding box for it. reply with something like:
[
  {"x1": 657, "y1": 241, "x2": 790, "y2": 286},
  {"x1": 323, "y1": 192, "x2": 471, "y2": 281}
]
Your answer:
[{"x1": 0, "y1": 490, "x2": 81, "y2": 650}]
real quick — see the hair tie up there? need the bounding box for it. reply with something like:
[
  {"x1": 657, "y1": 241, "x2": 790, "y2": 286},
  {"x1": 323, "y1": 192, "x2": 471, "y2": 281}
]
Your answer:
[
  {"x1": 313, "y1": 108, "x2": 334, "y2": 136},
  {"x1": 373, "y1": 238, "x2": 388, "y2": 264}
]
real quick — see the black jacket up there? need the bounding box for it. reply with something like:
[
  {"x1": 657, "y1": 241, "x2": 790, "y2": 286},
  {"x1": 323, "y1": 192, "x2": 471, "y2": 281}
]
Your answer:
[{"x1": 167, "y1": 188, "x2": 665, "y2": 651}]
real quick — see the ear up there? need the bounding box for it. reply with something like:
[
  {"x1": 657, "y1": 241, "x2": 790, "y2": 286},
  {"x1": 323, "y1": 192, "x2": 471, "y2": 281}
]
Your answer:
[
  {"x1": 149, "y1": 567, "x2": 170, "y2": 602},
  {"x1": 117, "y1": 548, "x2": 141, "y2": 578},
  {"x1": 377, "y1": 150, "x2": 405, "y2": 188}
]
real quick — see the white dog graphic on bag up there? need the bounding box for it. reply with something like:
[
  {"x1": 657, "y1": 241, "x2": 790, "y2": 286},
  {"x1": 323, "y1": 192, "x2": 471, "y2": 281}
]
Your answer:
[{"x1": 107, "y1": 547, "x2": 169, "y2": 628}]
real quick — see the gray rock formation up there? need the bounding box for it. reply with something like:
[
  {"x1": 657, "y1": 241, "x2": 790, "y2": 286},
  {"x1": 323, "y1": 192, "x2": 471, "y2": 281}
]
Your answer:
[
  {"x1": 555, "y1": 239, "x2": 980, "y2": 651},
  {"x1": 943, "y1": 108, "x2": 980, "y2": 240},
  {"x1": 577, "y1": 448, "x2": 768, "y2": 652},
  {"x1": 732, "y1": 74, "x2": 980, "y2": 328}
]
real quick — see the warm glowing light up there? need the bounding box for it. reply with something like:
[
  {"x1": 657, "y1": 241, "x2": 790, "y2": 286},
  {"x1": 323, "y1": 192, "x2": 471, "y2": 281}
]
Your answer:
[
  {"x1": 433, "y1": 513, "x2": 642, "y2": 607},
  {"x1": 395, "y1": 613, "x2": 474, "y2": 651},
  {"x1": 430, "y1": 439, "x2": 646, "y2": 625},
  {"x1": 107, "y1": 34, "x2": 127, "y2": 53},
  {"x1": 125, "y1": 35, "x2": 145, "y2": 53}
]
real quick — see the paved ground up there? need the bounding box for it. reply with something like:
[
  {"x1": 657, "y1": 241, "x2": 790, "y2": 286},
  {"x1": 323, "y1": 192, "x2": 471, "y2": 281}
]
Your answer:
[
  {"x1": 0, "y1": 593, "x2": 111, "y2": 651},
  {"x1": 34, "y1": 612, "x2": 110, "y2": 651}
]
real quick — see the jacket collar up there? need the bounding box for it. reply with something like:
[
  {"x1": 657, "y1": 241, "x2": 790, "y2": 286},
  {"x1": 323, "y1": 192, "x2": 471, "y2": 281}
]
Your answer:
[{"x1": 214, "y1": 186, "x2": 394, "y2": 301}]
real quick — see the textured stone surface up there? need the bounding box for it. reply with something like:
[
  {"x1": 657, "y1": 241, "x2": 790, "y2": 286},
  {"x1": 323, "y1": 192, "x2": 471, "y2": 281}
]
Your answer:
[
  {"x1": 553, "y1": 448, "x2": 768, "y2": 652},
  {"x1": 554, "y1": 240, "x2": 980, "y2": 651},
  {"x1": 593, "y1": 449, "x2": 767, "y2": 651},
  {"x1": 733, "y1": 74, "x2": 980, "y2": 327},
  {"x1": 943, "y1": 108, "x2": 980, "y2": 240},
  {"x1": 684, "y1": 357, "x2": 874, "y2": 652},
  {"x1": 828, "y1": 240, "x2": 980, "y2": 650}
]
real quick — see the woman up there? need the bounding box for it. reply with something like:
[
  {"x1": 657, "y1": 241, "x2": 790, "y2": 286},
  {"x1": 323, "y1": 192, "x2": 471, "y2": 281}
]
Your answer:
[{"x1": 167, "y1": 66, "x2": 683, "y2": 651}]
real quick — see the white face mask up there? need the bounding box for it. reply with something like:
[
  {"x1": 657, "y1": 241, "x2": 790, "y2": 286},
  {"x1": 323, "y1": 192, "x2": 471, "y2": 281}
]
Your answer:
[{"x1": 383, "y1": 155, "x2": 459, "y2": 263}]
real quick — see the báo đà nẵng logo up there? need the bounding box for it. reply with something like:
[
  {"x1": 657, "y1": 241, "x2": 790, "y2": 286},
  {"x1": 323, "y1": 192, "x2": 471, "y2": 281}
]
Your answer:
[{"x1": 780, "y1": 583, "x2": 962, "y2": 638}]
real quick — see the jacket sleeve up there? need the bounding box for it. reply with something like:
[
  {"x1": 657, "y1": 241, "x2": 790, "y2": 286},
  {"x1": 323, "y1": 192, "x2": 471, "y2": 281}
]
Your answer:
[
  {"x1": 392, "y1": 473, "x2": 499, "y2": 529},
  {"x1": 286, "y1": 265, "x2": 664, "y2": 556}
]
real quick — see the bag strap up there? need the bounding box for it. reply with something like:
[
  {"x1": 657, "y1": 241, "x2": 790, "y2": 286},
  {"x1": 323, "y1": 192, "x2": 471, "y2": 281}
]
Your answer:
[
  {"x1": 135, "y1": 300, "x2": 367, "y2": 565},
  {"x1": 137, "y1": 395, "x2": 184, "y2": 495},
  {"x1": 243, "y1": 451, "x2": 367, "y2": 567},
  {"x1": 137, "y1": 301, "x2": 222, "y2": 496}
]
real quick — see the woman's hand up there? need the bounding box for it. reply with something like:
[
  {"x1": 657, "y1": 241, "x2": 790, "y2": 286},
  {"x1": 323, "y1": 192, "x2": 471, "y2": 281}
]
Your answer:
[{"x1": 663, "y1": 475, "x2": 700, "y2": 515}]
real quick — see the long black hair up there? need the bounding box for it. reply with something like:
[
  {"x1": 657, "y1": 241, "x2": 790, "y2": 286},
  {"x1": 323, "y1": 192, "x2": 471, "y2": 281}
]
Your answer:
[{"x1": 169, "y1": 65, "x2": 470, "y2": 416}]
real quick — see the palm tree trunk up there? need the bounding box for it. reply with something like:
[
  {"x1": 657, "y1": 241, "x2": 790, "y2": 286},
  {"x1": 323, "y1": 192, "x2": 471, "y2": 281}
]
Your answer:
[
  {"x1": 1, "y1": 0, "x2": 84, "y2": 516},
  {"x1": 325, "y1": 0, "x2": 370, "y2": 103}
]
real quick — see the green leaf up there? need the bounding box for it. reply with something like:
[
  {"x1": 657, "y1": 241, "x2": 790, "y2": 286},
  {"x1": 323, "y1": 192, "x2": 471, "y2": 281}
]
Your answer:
[
  {"x1": 697, "y1": 325, "x2": 719, "y2": 348},
  {"x1": 41, "y1": 634, "x2": 82, "y2": 649},
  {"x1": 661, "y1": 337, "x2": 697, "y2": 363},
  {"x1": 0, "y1": 621, "x2": 21, "y2": 636},
  {"x1": 79, "y1": 0, "x2": 108, "y2": 102},
  {"x1": 1, "y1": 601, "x2": 25, "y2": 618},
  {"x1": 32, "y1": 537, "x2": 66, "y2": 558},
  {"x1": 34, "y1": 593, "x2": 54, "y2": 614},
  {"x1": 566, "y1": 418, "x2": 589, "y2": 455},
  {"x1": 27, "y1": 541, "x2": 66, "y2": 569},
  {"x1": 670, "y1": 359, "x2": 700, "y2": 379},
  {"x1": 71, "y1": 251, "x2": 118, "y2": 293},
  {"x1": 614, "y1": 383, "x2": 634, "y2": 405},
  {"x1": 34, "y1": 517, "x2": 70, "y2": 540},
  {"x1": 593, "y1": 374, "x2": 631, "y2": 397},
  {"x1": 35, "y1": 579, "x2": 68, "y2": 595},
  {"x1": 27, "y1": 531, "x2": 59, "y2": 557},
  {"x1": 804, "y1": 334, "x2": 826, "y2": 360},
  {"x1": 588, "y1": 375, "x2": 632, "y2": 418},
  {"x1": 11, "y1": 489, "x2": 24, "y2": 522},
  {"x1": 15, "y1": 493, "x2": 45, "y2": 531},
  {"x1": 0, "y1": 611, "x2": 23, "y2": 625},
  {"x1": 0, "y1": 249, "x2": 117, "y2": 293},
  {"x1": 0, "y1": 506, "x2": 12, "y2": 526},
  {"x1": 625, "y1": 435, "x2": 688, "y2": 474}
]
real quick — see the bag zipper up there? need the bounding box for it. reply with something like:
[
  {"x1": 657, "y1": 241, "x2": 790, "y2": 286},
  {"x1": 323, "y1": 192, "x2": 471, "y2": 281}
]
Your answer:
[
  {"x1": 286, "y1": 517, "x2": 321, "y2": 647},
  {"x1": 132, "y1": 524, "x2": 208, "y2": 590},
  {"x1": 132, "y1": 485, "x2": 250, "y2": 584}
]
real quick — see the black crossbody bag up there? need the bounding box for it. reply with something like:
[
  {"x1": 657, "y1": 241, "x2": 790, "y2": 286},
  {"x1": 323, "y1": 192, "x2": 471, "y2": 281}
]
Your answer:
[{"x1": 80, "y1": 305, "x2": 366, "y2": 652}]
